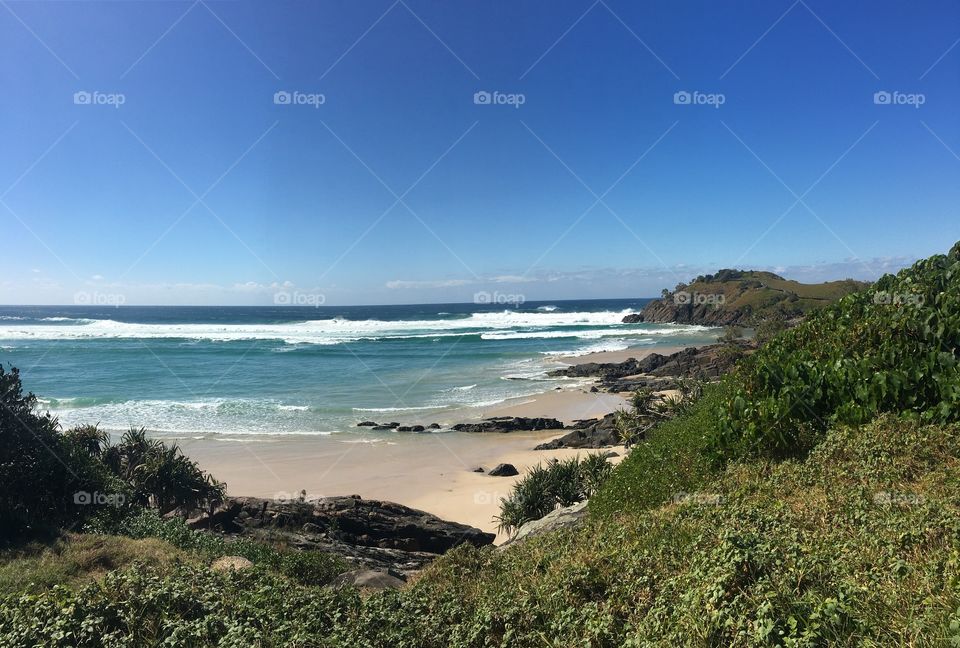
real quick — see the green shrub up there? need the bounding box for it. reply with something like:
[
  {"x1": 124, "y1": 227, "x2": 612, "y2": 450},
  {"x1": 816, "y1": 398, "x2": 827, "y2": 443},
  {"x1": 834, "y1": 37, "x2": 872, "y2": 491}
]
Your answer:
[
  {"x1": 89, "y1": 509, "x2": 345, "y2": 587},
  {"x1": 713, "y1": 241, "x2": 960, "y2": 462},
  {"x1": 0, "y1": 366, "x2": 121, "y2": 541},
  {"x1": 496, "y1": 454, "x2": 614, "y2": 534}
]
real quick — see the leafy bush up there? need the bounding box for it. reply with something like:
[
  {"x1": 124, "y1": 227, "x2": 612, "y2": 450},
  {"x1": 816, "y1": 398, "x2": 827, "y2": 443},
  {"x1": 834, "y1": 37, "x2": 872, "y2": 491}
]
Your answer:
[
  {"x1": 0, "y1": 367, "x2": 121, "y2": 541},
  {"x1": 713, "y1": 241, "x2": 960, "y2": 462},
  {"x1": 89, "y1": 509, "x2": 345, "y2": 587},
  {"x1": 99, "y1": 426, "x2": 226, "y2": 515},
  {"x1": 496, "y1": 454, "x2": 613, "y2": 534}
]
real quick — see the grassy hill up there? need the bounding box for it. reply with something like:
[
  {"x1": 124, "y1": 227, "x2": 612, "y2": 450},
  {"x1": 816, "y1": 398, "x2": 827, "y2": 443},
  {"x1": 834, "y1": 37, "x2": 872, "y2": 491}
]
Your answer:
[
  {"x1": 1, "y1": 243, "x2": 959, "y2": 646},
  {"x1": 637, "y1": 269, "x2": 868, "y2": 326}
]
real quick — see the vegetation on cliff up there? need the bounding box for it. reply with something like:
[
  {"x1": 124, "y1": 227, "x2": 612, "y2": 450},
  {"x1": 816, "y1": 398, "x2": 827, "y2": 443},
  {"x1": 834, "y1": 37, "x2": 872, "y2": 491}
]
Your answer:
[{"x1": 636, "y1": 269, "x2": 867, "y2": 326}]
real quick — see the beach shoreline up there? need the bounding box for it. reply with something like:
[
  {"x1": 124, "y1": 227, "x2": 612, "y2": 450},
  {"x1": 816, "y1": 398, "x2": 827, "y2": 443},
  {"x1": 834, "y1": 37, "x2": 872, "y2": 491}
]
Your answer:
[{"x1": 184, "y1": 344, "x2": 691, "y2": 542}]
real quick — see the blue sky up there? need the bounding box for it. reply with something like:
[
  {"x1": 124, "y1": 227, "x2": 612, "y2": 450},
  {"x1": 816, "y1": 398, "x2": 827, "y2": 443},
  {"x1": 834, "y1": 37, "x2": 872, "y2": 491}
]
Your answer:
[{"x1": 1, "y1": 0, "x2": 958, "y2": 305}]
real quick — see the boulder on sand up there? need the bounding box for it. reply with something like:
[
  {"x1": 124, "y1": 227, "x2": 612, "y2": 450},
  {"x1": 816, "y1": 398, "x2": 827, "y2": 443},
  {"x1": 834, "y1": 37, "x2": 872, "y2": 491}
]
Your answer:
[{"x1": 488, "y1": 463, "x2": 519, "y2": 477}]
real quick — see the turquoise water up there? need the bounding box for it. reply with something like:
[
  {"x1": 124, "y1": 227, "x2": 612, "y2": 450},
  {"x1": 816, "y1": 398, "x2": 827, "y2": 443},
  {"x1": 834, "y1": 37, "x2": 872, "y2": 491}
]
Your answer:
[{"x1": 0, "y1": 301, "x2": 718, "y2": 441}]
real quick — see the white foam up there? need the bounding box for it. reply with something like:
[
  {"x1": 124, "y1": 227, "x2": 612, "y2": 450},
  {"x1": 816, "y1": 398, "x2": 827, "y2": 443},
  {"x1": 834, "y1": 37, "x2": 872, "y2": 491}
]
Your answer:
[{"x1": 0, "y1": 310, "x2": 681, "y2": 345}]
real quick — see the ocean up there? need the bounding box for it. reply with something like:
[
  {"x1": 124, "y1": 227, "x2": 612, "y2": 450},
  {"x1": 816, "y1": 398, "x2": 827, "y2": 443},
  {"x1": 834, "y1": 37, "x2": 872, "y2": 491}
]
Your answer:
[{"x1": 0, "y1": 300, "x2": 718, "y2": 442}]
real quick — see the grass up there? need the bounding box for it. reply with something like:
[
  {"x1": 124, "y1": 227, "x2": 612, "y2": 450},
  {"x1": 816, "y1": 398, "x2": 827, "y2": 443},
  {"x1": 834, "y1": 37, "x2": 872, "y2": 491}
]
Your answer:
[
  {"x1": 588, "y1": 380, "x2": 729, "y2": 518},
  {"x1": 0, "y1": 533, "x2": 183, "y2": 596}
]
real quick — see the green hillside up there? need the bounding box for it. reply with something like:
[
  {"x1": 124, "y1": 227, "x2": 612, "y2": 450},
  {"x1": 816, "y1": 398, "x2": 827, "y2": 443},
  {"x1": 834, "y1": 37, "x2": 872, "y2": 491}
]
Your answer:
[{"x1": 638, "y1": 269, "x2": 868, "y2": 326}]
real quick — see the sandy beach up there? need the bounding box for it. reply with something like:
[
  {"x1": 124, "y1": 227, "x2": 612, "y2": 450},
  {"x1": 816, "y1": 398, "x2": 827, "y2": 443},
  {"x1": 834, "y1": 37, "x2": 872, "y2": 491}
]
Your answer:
[{"x1": 183, "y1": 345, "x2": 674, "y2": 542}]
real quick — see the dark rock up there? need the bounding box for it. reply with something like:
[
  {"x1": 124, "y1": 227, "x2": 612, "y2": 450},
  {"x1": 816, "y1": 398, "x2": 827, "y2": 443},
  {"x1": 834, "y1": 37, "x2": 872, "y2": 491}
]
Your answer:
[
  {"x1": 427, "y1": 423, "x2": 441, "y2": 429},
  {"x1": 357, "y1": 421, "x2": 377, "y2": 427},
  {"x1": 332, "y1": 569, "x2": 405, "y2": 591},
  {"x1": 551, "y1": 344, "x2": 751, "y2": 392},
  {"x1": 473, "y1": 467, "x2": 485, "y2": 473},
  {"x1": 603, "y1": 451, "x2": 620, "y2": 458},
  {"x1": 372, "y1": 425, "x2": 393, "y2": 430},
  {"x1": 534, "y1": 413, "x2": 621, "y2": 450},
  {"x1": 396, "y1": 426, "x2": 412, "y2": 432},
  {"x1": 410, "y1": 425, "x2": 425, "y2": 432},
  {"x1": 488, "y1": 463, "x2": 519, "y2": 477},
  {"x1": 451, "y1": 416, "x2": 564, "y2": 434},
  {"x1": 219, "y1": 496, "x2": 494, "y2": 555},
  {"x1": 621, "y1": 313, "x2": 644, "y2": 323}
]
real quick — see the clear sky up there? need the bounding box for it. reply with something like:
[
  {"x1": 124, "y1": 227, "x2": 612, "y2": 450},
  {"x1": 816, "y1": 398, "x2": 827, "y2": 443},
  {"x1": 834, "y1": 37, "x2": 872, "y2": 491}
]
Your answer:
[{"x1": 2, "y1": 0, "x2": 958, "y2": 305}]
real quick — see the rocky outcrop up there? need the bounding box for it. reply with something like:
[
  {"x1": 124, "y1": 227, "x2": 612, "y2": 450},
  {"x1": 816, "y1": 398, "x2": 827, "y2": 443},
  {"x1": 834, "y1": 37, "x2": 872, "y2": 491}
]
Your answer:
[
  {"x1": 621, "y1": 313, "x2": 644, "y2": 323},
  {"x1": 451, "y1": 416, "x2": 564, "y2": 434},
  {"x1": 190, "y1": 495, "x2": 494, "y2": 575},
  {"x1": 534, "y1": 413, "x2": 620, "y2": 450},
  {"x1": 551, "y1": 344, "x2": 751, "y2": 393},
  {"x1": 499, "y1": 501, "x2": 590, "y2": 548}
]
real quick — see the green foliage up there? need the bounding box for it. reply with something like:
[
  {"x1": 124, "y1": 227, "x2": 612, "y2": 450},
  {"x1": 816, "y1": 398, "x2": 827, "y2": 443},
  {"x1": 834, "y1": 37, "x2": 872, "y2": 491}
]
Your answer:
[
  {"x1": 0, "y1": 366, "x2": 121, "y2": 541},
  {"x1": 590, "y1": 381, "x2": 728, "y2": 518},
  {"x1": 89, "y1": 509, "x2": 345, "y2": 587},
  {"x1": 496, "y1": 454, "x2": 614, "y2": 534},
  {"x1": 0, "y1": 533, "x2": 182, "y2": 596},
  {"x1": 102, "y1": 426, "x2": 225, "y2": 515},
  {"x1": 5, "y1": 416, "x2": 960, "y2": 646},
  {"x1": 0, "y1": 366, "x2": 225, "y2": 541},
  {"x1": 713, "y1": 241, "x2": 960, "y2": 462},
  {"x1": 753, "y1": 315, "x2": 789, "y2": 345}
]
